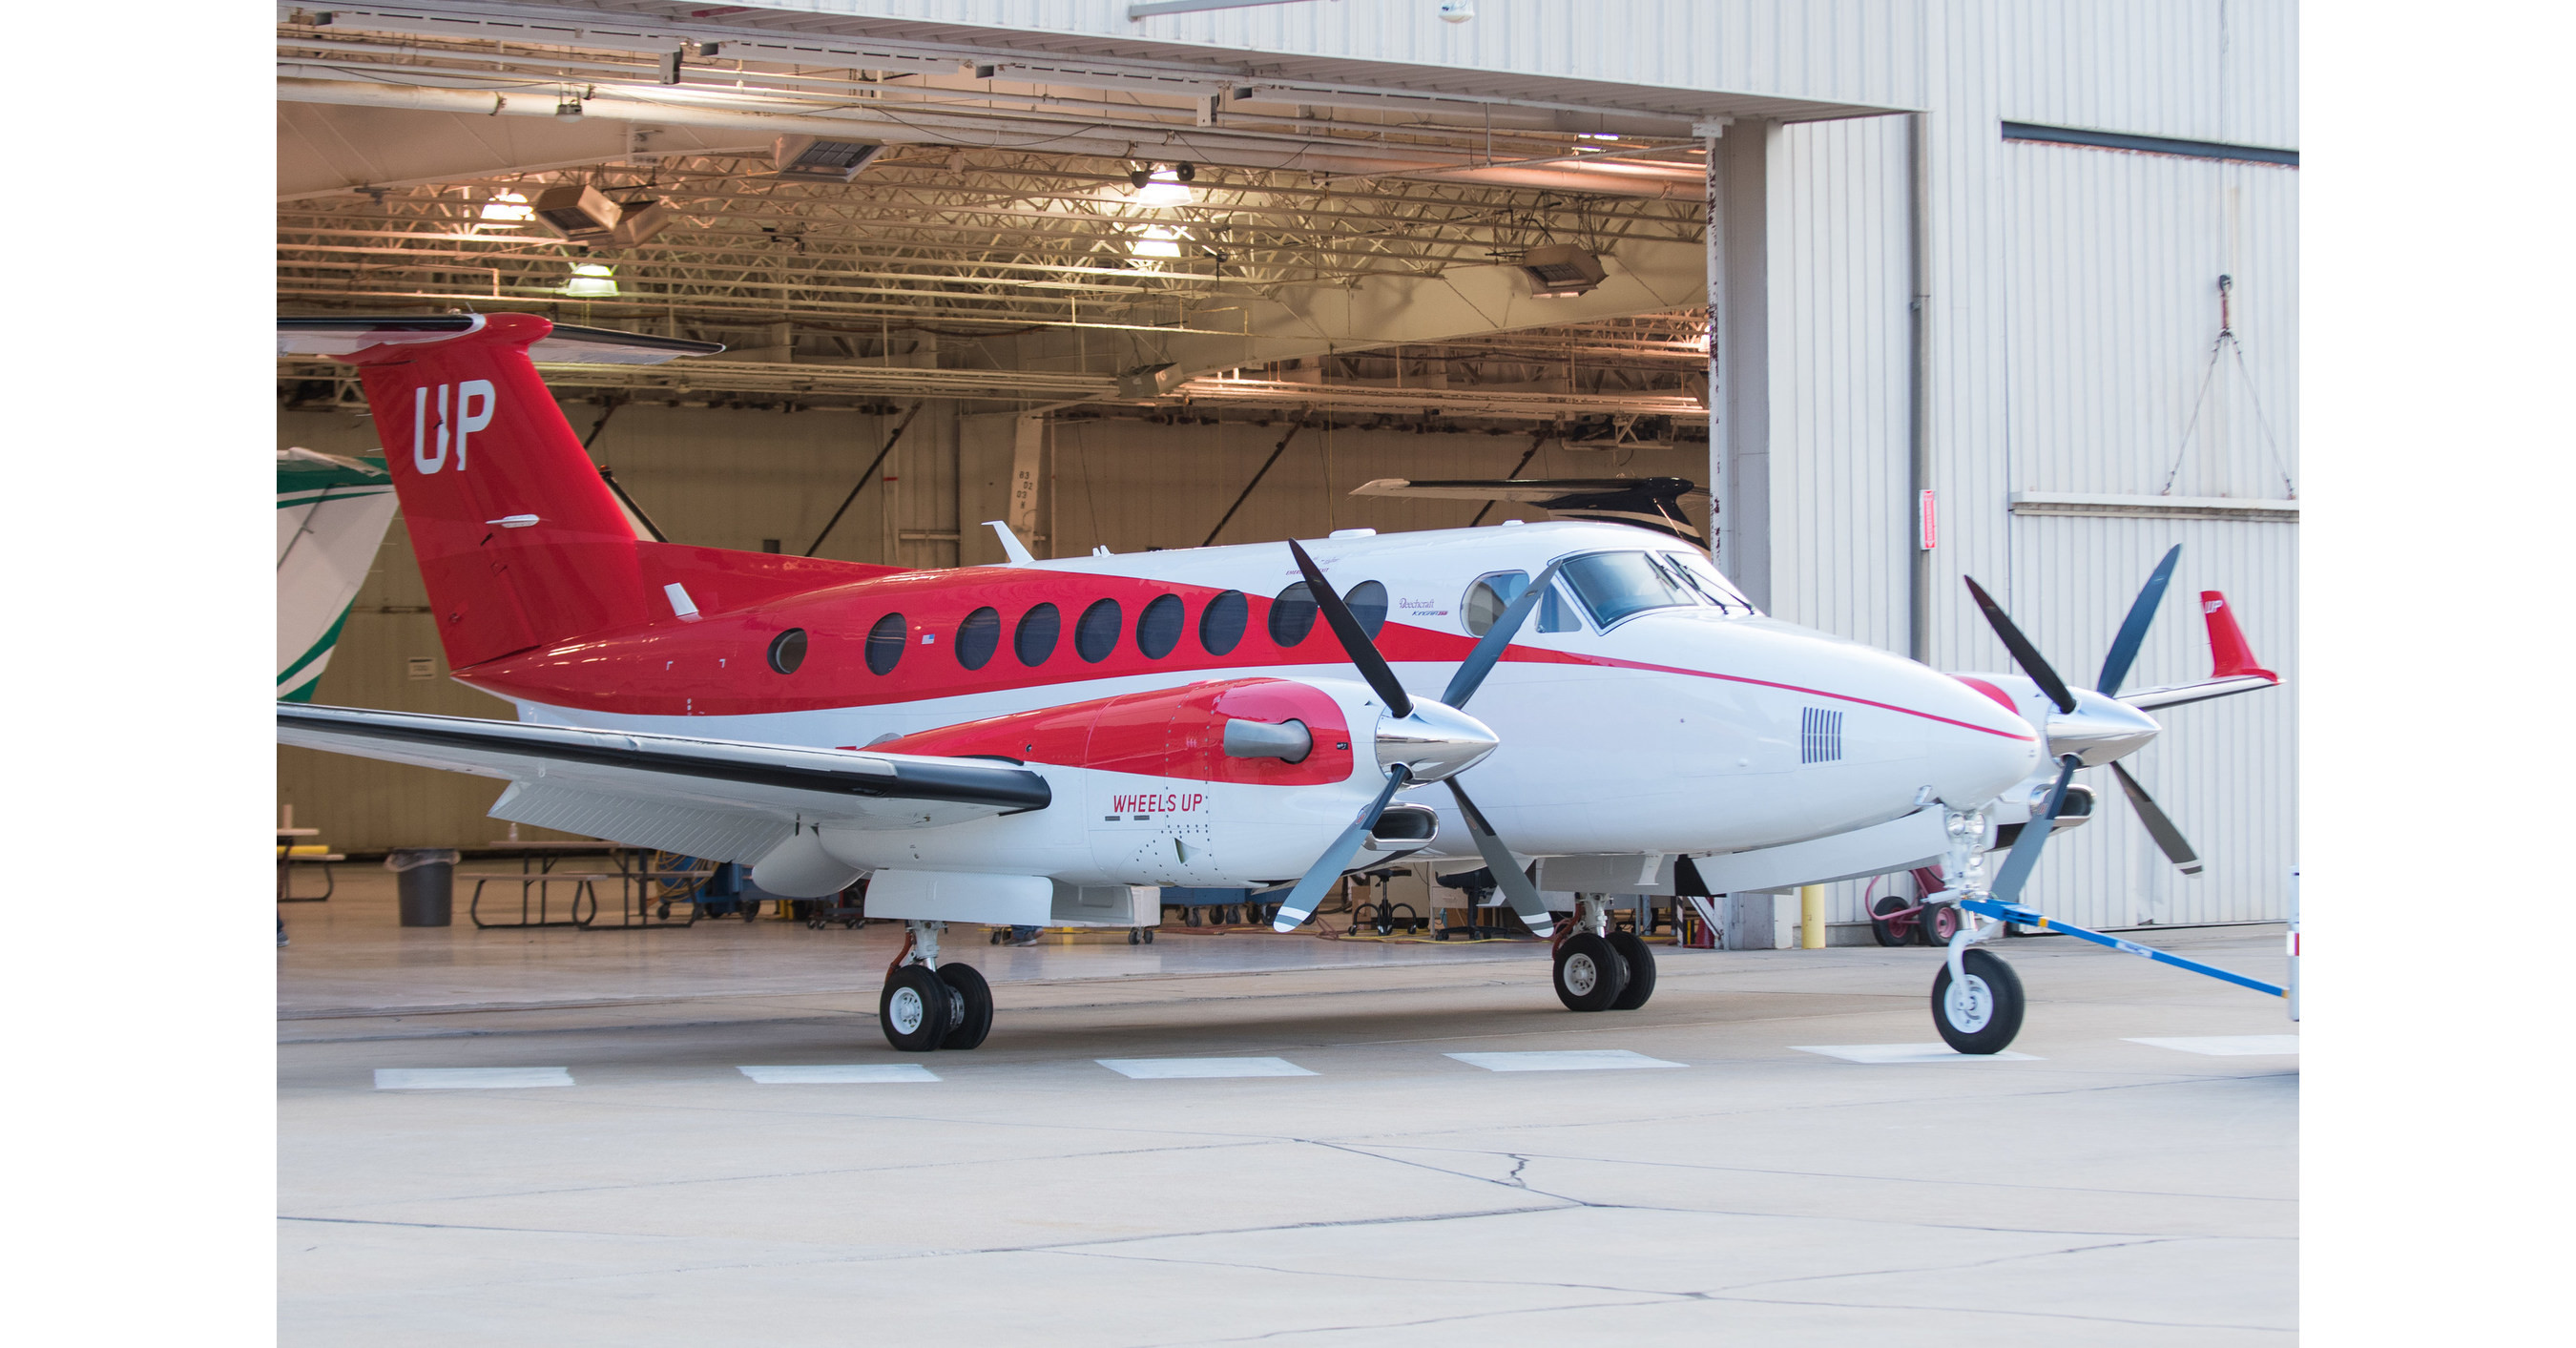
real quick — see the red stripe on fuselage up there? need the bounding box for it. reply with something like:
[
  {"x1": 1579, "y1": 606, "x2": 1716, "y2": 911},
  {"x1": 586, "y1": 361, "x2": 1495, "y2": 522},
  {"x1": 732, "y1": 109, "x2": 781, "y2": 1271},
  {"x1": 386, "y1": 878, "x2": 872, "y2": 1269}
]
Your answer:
[{"x1": 460, "y1": 569, "x2": 2029, "y2": 741}]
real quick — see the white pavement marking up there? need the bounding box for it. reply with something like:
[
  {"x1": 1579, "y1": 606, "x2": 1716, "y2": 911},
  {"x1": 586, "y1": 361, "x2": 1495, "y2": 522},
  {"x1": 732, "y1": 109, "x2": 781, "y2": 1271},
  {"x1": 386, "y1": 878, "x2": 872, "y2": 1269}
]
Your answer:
[
  {"x1": 1096, "y1": 1057, "x2": 1316, "y2": 1079},
  {"x1": 2125, "y1": 1035, "x2": 2301, "y2": 1056},
  {"x1": 1445, "y1": 1050, "x2": 1686, "y2": 1072},
  {"x1": 737, "y1": 1065, "x2": 941, "y2": 1084},
  {"x1": 1794, "y1": 1044, "x2": 2041, "y2": 1064},
  {"x1": 374, "y1": 1068, "x2": 573, "y2": 1089}
]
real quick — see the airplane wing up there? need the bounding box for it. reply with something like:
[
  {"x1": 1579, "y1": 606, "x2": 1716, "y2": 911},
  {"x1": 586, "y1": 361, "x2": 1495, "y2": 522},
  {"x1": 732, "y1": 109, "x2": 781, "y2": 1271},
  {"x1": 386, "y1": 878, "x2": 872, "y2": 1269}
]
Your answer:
[{"x1": 278, "y1": 704, "x2": 1049, "y2": 862}]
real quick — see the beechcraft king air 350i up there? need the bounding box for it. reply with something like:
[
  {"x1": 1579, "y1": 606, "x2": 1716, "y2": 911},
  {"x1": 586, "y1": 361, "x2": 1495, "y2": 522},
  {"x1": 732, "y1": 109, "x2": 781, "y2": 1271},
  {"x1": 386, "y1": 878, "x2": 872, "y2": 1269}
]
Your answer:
[{"x1": 277, "y1": 314, "x2": 2281, "y2": 1054}]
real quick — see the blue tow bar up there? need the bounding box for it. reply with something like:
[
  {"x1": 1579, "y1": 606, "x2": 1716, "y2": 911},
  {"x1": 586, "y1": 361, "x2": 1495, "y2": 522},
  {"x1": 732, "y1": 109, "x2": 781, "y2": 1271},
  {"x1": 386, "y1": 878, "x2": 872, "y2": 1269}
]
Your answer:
[{"x1": 1956, "y1": 898, "x2": 2286, "y2": 1000}]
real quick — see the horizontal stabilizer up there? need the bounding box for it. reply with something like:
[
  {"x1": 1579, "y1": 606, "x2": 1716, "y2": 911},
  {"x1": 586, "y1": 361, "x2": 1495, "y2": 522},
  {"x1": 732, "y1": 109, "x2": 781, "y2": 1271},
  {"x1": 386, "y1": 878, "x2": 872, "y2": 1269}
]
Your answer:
[
  {"x1": 2117, "y1": 591, "x2": 2281, "y2": 711},
  {"x1": 279, "y1": 315, "x2": 722, "y2": 364}
]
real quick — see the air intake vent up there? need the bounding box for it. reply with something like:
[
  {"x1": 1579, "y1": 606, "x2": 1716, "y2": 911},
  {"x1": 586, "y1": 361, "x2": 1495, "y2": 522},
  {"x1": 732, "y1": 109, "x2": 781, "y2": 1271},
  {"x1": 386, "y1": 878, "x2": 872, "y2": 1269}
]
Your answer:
[{"x1": 1799, "y1": 707, "x2": 1844, "y2": 764}]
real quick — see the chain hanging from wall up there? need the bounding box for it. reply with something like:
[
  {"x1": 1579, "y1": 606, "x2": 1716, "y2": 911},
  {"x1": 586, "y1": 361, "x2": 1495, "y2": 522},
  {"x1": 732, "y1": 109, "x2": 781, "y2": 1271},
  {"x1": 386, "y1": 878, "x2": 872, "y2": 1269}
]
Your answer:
[{"x1": 2159, "y1": 275, "x2": 2296, "y2": 499}]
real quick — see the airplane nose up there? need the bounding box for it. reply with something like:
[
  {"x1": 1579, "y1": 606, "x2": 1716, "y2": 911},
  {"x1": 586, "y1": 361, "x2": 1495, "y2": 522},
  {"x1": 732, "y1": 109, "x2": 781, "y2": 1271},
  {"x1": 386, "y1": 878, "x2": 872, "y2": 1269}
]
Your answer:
[{"x1": 1913, "y1": 667, "x2": 2046, "y2": 804}]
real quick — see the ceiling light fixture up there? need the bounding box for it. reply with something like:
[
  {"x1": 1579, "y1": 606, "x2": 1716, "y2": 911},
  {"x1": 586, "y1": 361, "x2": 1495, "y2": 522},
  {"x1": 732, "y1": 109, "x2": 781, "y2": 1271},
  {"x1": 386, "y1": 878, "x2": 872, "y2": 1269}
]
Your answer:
[
  {"x1": 477, "y1": 191, "x2": 532, "y2": 226},
  {"x1": 1130, "y1": 225, "x2": 1184, "y2": 259},
  {"x1": 560, "y1": 262, "x2": 617, "y2": 299},
  {"x1": 1129, "y1": 164, "x2": 1195, "y2": 208}
]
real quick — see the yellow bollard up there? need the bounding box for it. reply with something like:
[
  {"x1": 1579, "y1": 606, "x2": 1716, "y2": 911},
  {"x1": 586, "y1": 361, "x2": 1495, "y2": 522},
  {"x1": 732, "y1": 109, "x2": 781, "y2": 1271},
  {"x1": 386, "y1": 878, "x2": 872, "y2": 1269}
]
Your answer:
[{"x1": 1799, "y1": 884, "x2": 1827, "y2": 949}]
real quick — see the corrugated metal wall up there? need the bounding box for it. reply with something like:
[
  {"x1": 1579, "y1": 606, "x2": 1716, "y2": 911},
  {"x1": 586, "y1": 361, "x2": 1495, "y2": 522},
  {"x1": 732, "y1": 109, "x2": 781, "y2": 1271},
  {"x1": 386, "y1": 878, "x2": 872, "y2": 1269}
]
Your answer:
[{"x1": 1761, "y1": 0, "x2": 2298, "y2": 931}]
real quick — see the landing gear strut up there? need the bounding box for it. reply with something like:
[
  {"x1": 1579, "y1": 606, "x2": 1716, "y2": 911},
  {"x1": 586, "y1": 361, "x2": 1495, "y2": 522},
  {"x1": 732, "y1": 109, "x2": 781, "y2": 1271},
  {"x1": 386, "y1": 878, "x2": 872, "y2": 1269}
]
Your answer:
[{"x1": 879, "y1": 921, "x2": 995, "y2": 1052}]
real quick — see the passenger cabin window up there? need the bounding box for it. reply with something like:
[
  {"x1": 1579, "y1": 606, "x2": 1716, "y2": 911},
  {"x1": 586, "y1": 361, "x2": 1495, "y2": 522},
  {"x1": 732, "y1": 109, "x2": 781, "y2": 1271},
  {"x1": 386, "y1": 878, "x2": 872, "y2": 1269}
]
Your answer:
[
  {"x1": 1136, "y1": 593, "x2": 1184, "y2": 659},
  {"x1": 1075, "y1": 598, "x2": 1123, "y2": 662},
  {"x1": 1269, "y1": 582, "x2": 1318, "y2": 646},
  {"x1": 955, "y1": 607, "x2": 1000, "y2": 670},
  {"x1": 1199, "y1": 590, "x2": 1248, "y2": 654},
  {"x1": 766, "y1": 627, "x2": 808, "y2": 674},
  {"x1": 1342, "y1": 580, "x2": 1388, "y2": 638},
  {"x1": 1558, "y1": 551, "x2": 1718, "y2": 627},
  {"x1": 864, "y1": 613, "x2": 906, "y2": 674},
  {"x1": 1462, "y1": 571, "x2": 1582, "y2": 635},
  {"x1": 1014, "y1": 603, "x2": 1060, "y2": 666}
]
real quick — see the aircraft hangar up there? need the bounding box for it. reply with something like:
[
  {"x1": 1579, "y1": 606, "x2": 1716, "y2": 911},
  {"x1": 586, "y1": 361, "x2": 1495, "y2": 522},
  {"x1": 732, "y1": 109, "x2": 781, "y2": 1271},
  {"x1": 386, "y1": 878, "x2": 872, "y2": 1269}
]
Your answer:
[{"x1": 274, "y1": 3, "x2": 2300, "y2": 1341}]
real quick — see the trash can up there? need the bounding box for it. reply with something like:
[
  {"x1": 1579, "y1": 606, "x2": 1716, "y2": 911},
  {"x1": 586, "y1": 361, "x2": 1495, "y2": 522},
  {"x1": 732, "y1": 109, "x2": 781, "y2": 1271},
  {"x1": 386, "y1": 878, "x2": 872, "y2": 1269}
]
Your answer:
[{"x1": 384, "y1": 849, "x2": 461, "y2": 926}]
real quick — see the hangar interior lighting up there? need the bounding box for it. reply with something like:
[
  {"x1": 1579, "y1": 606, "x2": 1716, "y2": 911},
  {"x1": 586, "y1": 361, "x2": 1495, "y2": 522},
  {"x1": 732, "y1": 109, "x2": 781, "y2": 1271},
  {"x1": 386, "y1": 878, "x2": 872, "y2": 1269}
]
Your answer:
[
  {"x1": 560, "y1": 263, "x2": 617, "y2": 298},
  {"x1": 478, "y1": 191, "x2": 531, "y2": 225},
  {"x1": 1130, "y1": 224, "x2": 1184, "y2": 259},
  {"x1": 1520, "y1": 244, "x2": 1608, "y2": 299},
  {"x1": 1129, "y1": 164, "x2": 1195, "y2": 207}
]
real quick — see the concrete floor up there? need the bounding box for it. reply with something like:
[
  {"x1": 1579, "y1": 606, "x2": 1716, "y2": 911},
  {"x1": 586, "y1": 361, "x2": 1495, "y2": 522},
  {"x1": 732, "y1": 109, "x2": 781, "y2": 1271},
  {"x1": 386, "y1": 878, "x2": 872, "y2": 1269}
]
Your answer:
[{"x1": 280, "y1": 871, "x2": 2296, "y2": 1346}]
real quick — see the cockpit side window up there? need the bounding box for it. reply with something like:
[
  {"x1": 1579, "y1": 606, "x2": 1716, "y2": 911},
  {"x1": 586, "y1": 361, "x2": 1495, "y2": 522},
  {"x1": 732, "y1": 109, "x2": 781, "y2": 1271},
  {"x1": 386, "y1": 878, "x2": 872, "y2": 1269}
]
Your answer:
[
  {"x1": 1559, "y1": 551, "x2": 1697, "y2": 627},
  {"x1": 1464, "y1": 570, "x2": 1583, "y2": 635}
]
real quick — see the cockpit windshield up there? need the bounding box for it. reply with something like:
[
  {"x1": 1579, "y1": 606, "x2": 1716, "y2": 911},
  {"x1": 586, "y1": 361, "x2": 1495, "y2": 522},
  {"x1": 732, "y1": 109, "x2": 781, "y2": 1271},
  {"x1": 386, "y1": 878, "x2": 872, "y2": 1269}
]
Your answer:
[{"x1": 1557, "y1": 550, "x2": 1757, "y2": 627}]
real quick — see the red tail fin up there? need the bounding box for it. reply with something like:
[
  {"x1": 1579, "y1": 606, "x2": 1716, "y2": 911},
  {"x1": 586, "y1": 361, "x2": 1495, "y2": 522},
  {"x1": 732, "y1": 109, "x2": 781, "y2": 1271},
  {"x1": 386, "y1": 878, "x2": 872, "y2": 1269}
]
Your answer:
[
  {"x1": 320, "y1": 314, "x2": 679, "y2": 668},
  {"x1": 2199, "y1": 591, "x2": 2277, "y2": 681}
]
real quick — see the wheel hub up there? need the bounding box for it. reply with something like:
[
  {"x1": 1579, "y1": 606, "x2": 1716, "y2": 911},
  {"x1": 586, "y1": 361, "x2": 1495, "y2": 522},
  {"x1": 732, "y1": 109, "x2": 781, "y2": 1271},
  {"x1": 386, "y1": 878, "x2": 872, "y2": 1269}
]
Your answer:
[
  {"x1": 1564, "y1": 953, "x2": 1599, "y2": 997},
  {"x1": 1944, "y1": 974, "x2": 1992, "y2": 1033},
  {"x1": 887, "y1": 985, "x2": 925, "y2": 1035}
]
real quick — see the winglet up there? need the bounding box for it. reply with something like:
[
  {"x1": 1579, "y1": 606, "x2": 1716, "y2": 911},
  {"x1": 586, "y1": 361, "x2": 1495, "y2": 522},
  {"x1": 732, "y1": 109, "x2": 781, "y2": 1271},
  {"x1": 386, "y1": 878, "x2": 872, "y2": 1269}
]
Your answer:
[
  {"x1": 984, "y1": 521, "x2": 1036, "y2": 566},
  {"x1": 2199, "y1": 591, "x2": 2278, "y2": 681}
]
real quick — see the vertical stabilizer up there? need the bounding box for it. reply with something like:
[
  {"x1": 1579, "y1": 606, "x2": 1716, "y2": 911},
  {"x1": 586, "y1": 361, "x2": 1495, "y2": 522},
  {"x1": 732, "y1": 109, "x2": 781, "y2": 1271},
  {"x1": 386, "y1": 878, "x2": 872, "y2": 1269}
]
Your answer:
[
  {"x1": 2199, "y1": 591, "x2": 2277, "y2": 681},
  {"x1": 280, "y1": 314, "x2": 721, "y2": 669}
]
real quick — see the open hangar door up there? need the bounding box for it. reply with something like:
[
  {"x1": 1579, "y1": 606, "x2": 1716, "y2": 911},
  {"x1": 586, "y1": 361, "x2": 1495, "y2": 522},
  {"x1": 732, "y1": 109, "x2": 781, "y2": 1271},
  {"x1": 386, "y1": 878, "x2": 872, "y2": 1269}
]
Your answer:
[{"x1": 273, "y1": 5, "x2": 1906, "y2": 850}]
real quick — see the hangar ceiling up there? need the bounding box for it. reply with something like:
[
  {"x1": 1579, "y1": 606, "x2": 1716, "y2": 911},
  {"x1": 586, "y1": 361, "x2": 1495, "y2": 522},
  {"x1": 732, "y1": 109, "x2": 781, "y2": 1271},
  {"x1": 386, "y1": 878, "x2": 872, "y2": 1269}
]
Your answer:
[{"x1": 275, "y1": 2, "x2": 1877, "y2": 426}]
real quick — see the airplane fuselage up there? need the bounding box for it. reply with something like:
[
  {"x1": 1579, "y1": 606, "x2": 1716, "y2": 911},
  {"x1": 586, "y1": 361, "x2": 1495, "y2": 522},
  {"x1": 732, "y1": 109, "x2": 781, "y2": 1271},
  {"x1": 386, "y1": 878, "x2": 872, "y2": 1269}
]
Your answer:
[{"x1": 467, "y1": 521, "x2": 2042, "y2": 866}]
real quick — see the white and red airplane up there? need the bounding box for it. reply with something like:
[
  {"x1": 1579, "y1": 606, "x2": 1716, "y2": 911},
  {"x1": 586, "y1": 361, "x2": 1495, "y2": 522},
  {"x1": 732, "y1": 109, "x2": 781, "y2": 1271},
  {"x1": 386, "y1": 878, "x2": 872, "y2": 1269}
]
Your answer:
[{"x1": 277, "y1": 314, "x2": 2279, "y2": 1053}]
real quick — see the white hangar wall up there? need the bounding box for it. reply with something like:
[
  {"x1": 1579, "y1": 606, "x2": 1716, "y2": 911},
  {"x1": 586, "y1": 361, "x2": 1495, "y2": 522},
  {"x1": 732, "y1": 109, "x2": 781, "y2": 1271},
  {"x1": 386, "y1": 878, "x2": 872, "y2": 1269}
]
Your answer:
[{"x1": 1754, "y1": 1, "x2": 2298, "y2": 929}]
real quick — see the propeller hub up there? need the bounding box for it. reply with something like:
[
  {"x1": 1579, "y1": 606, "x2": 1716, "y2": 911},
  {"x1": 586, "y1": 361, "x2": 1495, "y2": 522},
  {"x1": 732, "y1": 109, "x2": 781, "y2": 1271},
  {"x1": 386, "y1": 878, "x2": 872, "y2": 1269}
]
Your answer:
[
  {"x1": 1373, "y1": 700, "x2": 1498, "y2": 783},
  {"x1": 2046, "y1": 692, "x2": 2162, "y2": 767}
]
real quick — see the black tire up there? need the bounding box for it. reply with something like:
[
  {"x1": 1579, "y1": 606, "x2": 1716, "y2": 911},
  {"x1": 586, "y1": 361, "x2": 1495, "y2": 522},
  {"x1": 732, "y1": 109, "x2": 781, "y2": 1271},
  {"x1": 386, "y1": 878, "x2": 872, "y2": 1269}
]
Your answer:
[
  {"x1": 1143, "y1": 928, "x2": 1154, "y2": 944},
  {"x1": 1553, "y1": 932, "x2": 1629, "y2": 1012},
  {"x1": 936, "y1": 963, "x2": 994, "y2": 1050},
  {"x1": 1607, "y1": 931, "x2": 1658, "y2": 1010},
  {"x1": 1930, "y1": 948, "x2": 2025, "y2": 1054},
  {"x1": 879, "y1": 964, "x2": 952, "y2": 1052},
  {"x1": 1870, "y1": 894, "x2": 1916, "y2": 947},
  {"x1": 1918, "y1": 902, "x2": 1963, "y2": 946}
]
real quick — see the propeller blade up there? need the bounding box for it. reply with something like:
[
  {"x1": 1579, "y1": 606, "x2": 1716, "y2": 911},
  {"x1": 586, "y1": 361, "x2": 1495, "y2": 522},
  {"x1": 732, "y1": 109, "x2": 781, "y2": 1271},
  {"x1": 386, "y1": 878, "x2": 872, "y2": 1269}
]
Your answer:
[
  {"x1": 1963, "y1": 577, "x2": 2077, "y2": 715},
  {"x1": 1443, "y1": 776, "x2": 1555, "y2": 938},
  {"x1": 1987, "y1": 755, "x2": 2081, "y2": 905},
  {"x1": 1288, "y1": 539, "x2": 1411, "y2": 719},
  {"x1": 1440, "y1": 561, "x2": 1566, "y2": 711},
  {"x1": 1269, "y1": 767, "x2": 1411, "y2": 932},
  {"x1": 2095, "y1": 545, "x2": 2182, "y2": 698},
  {"x1": 2109, "y1": 760, "x2": 2202, "y2": 877}
]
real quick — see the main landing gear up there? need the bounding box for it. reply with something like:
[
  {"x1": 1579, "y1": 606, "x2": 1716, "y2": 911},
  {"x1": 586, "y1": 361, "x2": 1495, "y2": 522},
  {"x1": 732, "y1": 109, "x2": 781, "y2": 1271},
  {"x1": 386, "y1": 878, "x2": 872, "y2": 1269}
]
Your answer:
[
  {"x1": 879, "y1": 921, "x2": 994, "y2": 1052},
  {"x1": 1551, "y1": 896, "x2": 1657, "y2": 1013}
]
